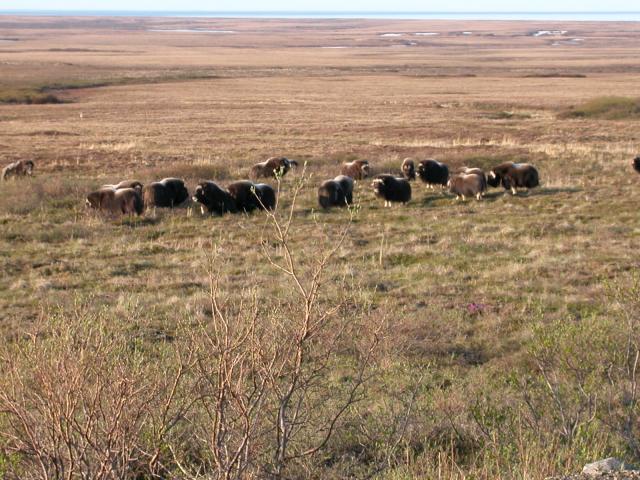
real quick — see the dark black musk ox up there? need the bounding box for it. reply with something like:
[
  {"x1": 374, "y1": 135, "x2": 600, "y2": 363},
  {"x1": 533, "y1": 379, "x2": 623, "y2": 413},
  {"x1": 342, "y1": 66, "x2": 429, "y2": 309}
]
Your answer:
[
  {"x1": 142, "y1": 178, "x2": 189, "y2": 209},
  {"x1": 317, "y1": 174, "x2": 354, "y2": 209},
  {"x1": 401, "y1": 158, "x2": 416, "y2": 180},
  {"x1": 487, "y1": 162, "x2": 539, "y2": 194},
  {"x1": 372, "y1": 174, "x2": 411, "y2": 206},
  {"x1": 101, "y1": 180, "x2": 143, "y2": 191},
  {"x1": 448, "y1": 173, "x2": 486, "y2": 201},
  {"x1": 86, "y1": 187, "x2": 143, "y2": 216},
  {"x1": 252, "y1": 183, "x2": 277, "y2": 210},
  {"x1": 341, "y1": 160, "x2": 371, "y2": 180},
  {"x1": 227, "y1": 180, "x2": 277, "y2": 212},
  {"x1": 417, "y1": 159, "x2": 449, "y2": 188},
  {"x1": 251, "y1": 157, "x2": 299, "y2": 179},
  {"x1": 634, "y1": 156, "x2": 640, "y2": 174},
  {"x1": 192, "y1": 181, "x2": 237, "y2": 215},
  {"x1": 2, "y1": 160, "x2": 34, "y2": 180}
]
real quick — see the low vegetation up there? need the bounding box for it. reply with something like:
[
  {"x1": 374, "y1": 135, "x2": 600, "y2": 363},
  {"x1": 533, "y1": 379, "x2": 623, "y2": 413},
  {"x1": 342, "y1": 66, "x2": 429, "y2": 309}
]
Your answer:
[
  {"x1": 1, "y1": 16, "x2": 640, "y2": 479},
  {"x1": 561, "y1": 96, "x2": 640, "y2": 120}
]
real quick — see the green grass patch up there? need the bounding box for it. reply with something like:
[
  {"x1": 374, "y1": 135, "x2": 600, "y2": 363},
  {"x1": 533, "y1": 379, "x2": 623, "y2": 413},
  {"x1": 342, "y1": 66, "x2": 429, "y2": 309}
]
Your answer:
[{"x1": 560, "y1": 96, "x2": 640, "y2": 120}]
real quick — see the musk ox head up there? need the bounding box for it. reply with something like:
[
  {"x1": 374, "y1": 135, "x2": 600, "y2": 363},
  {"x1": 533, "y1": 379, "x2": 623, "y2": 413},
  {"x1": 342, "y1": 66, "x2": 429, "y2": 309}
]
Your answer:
[
  {"x1": 634, "y1": 156, "x2": 640, "y2": 174},
  {"x1": 401, "y1": 158, "x2": 415, "y2": 180},
  {"x1": 372, "y1": 177, "x2": 386, "y2": 197},
  {"x1": 23, "y1": 160, "x2": 34, "y2": 176},
  {"x1": 487, "y1": 170, "x2": 501, "y2": 188},
  {"x1": 360, "y1": 161, "x2": 371, "y2": 178}
]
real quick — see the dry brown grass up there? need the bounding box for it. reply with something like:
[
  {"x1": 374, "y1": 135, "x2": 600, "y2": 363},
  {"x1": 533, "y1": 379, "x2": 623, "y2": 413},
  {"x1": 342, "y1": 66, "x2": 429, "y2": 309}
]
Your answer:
[{"x1": 0, "y1": 15, "x2": 640, "y2": 479}]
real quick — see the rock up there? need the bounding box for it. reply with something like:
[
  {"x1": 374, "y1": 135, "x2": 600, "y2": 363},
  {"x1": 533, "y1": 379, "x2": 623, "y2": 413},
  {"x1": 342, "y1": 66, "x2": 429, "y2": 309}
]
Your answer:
[{"x1": 582, "y1": 458, "x2": 637, "y2": 475}]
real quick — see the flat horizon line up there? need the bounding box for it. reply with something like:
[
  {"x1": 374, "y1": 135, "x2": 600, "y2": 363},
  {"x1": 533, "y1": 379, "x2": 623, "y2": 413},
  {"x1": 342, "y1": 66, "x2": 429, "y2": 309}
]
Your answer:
[{"x1": 2, "y1": 9, "x2": 640, "y2": 13}]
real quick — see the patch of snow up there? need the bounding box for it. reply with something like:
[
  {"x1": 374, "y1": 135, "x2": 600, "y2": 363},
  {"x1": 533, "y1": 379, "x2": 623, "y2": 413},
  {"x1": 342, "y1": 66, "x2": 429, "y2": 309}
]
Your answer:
[
  {"x1": 414, "y1": 32, "x2": 439, "y2": 36},
  {"x1": 533, "y1": 30, "x2": 568, "y2": 37},
  {"x1": 380, "y1": 33, "x2": 403, "y2": 37}
]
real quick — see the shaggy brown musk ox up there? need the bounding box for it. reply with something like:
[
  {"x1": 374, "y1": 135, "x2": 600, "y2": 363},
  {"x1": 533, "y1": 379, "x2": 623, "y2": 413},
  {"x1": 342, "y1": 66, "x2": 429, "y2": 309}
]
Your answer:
[
  {"x1": 251, "y1": 157, "x2": 298, "y2": 179},
  {"x1": 2, "y1": 160, "x2": 34, "y2": 180},
  {"x1": 86, "y1": 188, "x2": 143, "y2": 216},
  {"x1": 487, "y1": 162, "x2": 539, "y2": 194},
  {"x1": 448, "y1": 173, "x2": 486, "y2": 201},
  {"x1": 401, "y1": 158, "x2": 416, "y2": 180},
  {"x1": 318, "y1": 175, "x2": 354, "y2": 209},
  {"x1": 341, "y1": 160, "x2": 371, "y2": 180},
  {"x1": 372, "y1": 174, "x2": 411, "y2": 206}
]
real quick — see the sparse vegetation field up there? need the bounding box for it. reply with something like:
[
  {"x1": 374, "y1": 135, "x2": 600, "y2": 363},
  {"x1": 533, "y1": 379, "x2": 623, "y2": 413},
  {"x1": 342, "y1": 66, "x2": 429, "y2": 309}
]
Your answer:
[{"x1": 0, "y1": 16, "x2": 639, "y2": 479}]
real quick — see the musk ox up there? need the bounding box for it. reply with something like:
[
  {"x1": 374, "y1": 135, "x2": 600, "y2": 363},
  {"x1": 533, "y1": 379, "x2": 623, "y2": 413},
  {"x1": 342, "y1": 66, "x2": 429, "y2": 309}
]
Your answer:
[
  {"x1": 251, "y1": 157, "x2": 298, "y2": 179},
  {"x1": 192, "y1": 181, "x2": 237, "y2": 215},
  {"x1": 142, "y1": 178, "x2": 189, "y2": 209},
  {"x1": 372, "y1": 175, "x2": 411, "y2": 206},
  {"x1": 341, "y1": 160, "x2": 371, "y2": 180},
  {"x1": 101, "y1": 180, "x2": 143, "y2": 191},
  {"x1": 252, "y1": 183, "x2": 277, "y2": 210},
  {"x1": 417, "y1": 159, "x2": 449, "y2": 188},
  {"x1": 487, "y1": 162, "x2": 539, "y2": 194},
  {"x1": 401, "y1": 158, "x2": 416, "y2": 180},
  {"x1": 227, "y1": 180, "x2": 277, "y2": 212},
  {"x1": 317, "y1": 174, "x2": 354, "y2": 209},
  {"x1": 634, "y1": 156, "x2": 640, "y2": 174},
  {"x1": 448, "y1": 173, "x2": 486, "y2": 201},
  {"x1": 2, "y1": 160, "x2": 34, "y2": 180},
  {"x1": 86, "y1": 187, "x2": 143, "y2": 216}
]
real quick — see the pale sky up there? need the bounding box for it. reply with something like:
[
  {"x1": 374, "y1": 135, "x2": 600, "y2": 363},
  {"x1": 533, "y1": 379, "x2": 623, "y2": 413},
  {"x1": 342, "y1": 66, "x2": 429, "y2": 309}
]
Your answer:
[{"x1": 3, "y1": 0, "x2": 639, "y2": 11}]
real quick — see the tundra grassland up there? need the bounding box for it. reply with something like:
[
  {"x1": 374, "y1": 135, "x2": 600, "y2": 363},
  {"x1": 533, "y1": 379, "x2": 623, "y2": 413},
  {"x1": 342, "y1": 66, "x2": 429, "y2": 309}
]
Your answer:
[{"x1": 0, "y1": 16, "x2": 640, "y2": 479}]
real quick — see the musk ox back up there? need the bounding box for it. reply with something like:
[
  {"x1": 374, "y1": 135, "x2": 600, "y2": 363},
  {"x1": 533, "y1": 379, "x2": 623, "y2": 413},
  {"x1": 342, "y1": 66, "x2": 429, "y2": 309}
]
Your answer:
[
  {"x1": 488, "y1": 162, "x2": 539, "y2": 194},
  {"x1": 192, "y1": 181, "x2": 236, "y2": 215},
  {"x1": 102, "y1": 180, "x2": 143, "y2": 191},
  {"x1": 372, "y1": 175, "x2": 411, "y2": 206},
  {"x1": 143, "y1": 178, "x2": 189, "y2": 208},
  {"x1": 2, "y1": 160, "x2": 34, "y2": 180},
  {"x1": 341, "y1": 160, "x2": 370, "y2": 180},
  {"x1": 634, "y1": 156, "x2": 640, "y2": 174},
  {"x1": 86, "y1": 188, "x2": 143, "y2": 216},
  {"x1": 448, "y1": 173, "x2": 486, "y2": 201},
  {"x1": 251, "y1": 157, "x2": 298, "y2": 179},
  {"x1": 401, "y1": 158, "x2": 416, "y2": 180},
  {"x1": 227, "y1": 180, "x2": 276, "y2": 212},
  {"x1": 253, "y1": 183, "x2": 276, "y2": 210},
  {"x1": 317, "y1": 175, "x2": 354, "y2": 209},
  {"x1": 417, "y1": 159, "x2": 449, "y2": 187}
]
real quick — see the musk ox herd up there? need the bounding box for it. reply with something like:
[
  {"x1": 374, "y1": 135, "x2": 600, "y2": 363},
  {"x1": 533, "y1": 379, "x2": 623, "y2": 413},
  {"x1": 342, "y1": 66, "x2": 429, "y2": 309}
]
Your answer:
[{"x1": 2, "y1": 155, "x2": 639, "y2": 217}]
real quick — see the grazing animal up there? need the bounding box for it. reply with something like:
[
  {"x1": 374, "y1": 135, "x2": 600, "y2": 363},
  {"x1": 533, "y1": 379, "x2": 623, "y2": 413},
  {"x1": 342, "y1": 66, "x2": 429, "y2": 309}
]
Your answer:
[
  {"x1": 448, "y1": 173, "x2": 486, "y2": 201},
  {"x1": 401, "y1": 158, "x2": 416, "y2": 180},
  {"x1": 252, "y1": 183, "x2": 277, "y2": 210},
  {"x1": 372, "y1": 175, "x2": 411, "y2": 206},
  {"x1": 634, "y1": 156, "x2": 640, "y2": 174},
  {"x1": 417, "y1": 159, "x2": 449, "y2": 188},
  {"x1": 192, "y1": 181, "x2": 237, "y2": 215},
  {"x1": 487, "y1": 162, "x2": 539, "y2": 194},
  {"x1": 317, "y1": 175, "x2": 354, "y2": 209},
  {"x1": 251, "y1": 157, "x2": 298, "y2": 179},
  {"x1": 341, "y1": 160, "x2": 371, "y2": 180},
  {"x1": 86, "y1": 187, "x2": 143, "y2": 216},
  {"x1": 227, "y1": 180, "x2": 277, "y2": 212},
  {"x1": 2, "y1": 160, "x2": 34, "y2": 180},
  {"x1": 457, "y1": 167, "x2": 487, "y2": 196},
  {"x1": 101, "y1": 180, "x2": 143, "y2": 191},
  {"x1": 142, "y1": 178, "x2": 189, "y2": 209}
]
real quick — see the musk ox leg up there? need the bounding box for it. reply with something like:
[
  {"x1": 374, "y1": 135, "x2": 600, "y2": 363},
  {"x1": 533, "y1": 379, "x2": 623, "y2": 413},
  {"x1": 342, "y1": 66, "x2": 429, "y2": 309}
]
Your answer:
[
  {"x1": 200, "y1": 205, "x2": 206, "y2": 215},
  {"x1": 476, "y1": 192, "x2": 482, "y2": 201},
  {"x1": 461, "y1": 194, "x2": 466, "y2": 201},
  {"x1": 511, "y1": 187, "x2": 517, "y2": 196}
]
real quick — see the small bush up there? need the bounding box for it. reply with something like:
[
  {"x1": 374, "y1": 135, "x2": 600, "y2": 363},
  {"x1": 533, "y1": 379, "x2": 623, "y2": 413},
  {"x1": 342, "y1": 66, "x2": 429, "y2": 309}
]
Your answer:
[{"x1": 561, "y1": 96, "x2": 640, "y2": 120}]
